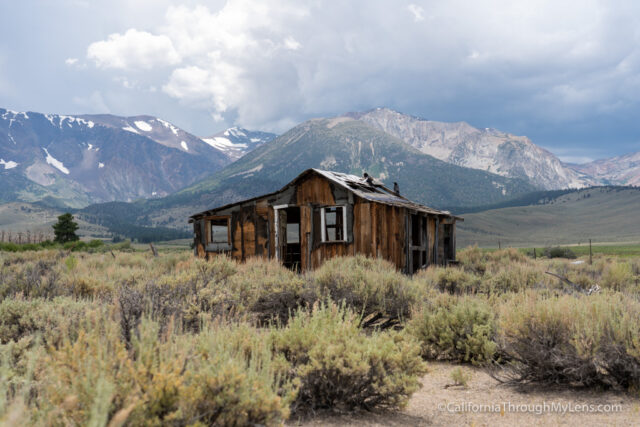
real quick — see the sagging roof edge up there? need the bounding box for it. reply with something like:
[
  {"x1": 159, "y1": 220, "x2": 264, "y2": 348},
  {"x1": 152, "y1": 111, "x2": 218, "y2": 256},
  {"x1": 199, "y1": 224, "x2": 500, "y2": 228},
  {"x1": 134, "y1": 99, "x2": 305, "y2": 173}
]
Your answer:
[{"x1": 188, "y1": 168, "x2": 463, "y2": 222}]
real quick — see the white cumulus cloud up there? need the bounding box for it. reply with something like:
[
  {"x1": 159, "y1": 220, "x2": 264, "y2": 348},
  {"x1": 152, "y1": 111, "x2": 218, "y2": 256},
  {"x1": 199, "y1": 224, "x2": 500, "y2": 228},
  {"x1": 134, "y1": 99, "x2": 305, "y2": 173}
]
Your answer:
[
  {"x1": 407, "y1": 4, "x2": 425, "y2": 22},
  {"x1": 87, "y1": 28, "x2": 181, "y2": 69},
  {"x1": 77, "y1": 0, "x2": 640, "y2": 139}
]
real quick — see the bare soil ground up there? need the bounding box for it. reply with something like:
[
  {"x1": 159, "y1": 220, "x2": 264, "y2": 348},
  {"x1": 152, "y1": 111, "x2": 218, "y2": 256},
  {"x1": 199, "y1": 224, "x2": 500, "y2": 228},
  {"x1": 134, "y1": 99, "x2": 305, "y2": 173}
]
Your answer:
[{"x1": 291, "y1": 362, "x2": 640, "y2": 426}]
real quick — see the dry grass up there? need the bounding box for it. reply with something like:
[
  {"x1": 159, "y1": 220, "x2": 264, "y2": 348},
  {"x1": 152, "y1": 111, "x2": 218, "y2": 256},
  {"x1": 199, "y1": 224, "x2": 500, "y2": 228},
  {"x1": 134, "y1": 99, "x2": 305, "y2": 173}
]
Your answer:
[{"x1": 1, "y1": 246, "x2": 639, "y2": 425}]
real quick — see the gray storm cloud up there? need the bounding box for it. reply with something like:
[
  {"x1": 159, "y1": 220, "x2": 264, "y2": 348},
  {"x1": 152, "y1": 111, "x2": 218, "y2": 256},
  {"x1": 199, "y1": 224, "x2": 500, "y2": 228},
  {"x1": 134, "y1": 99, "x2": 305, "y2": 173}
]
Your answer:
[{"x1": 2, "y1": 0, "x2": 640, "y2": 158}]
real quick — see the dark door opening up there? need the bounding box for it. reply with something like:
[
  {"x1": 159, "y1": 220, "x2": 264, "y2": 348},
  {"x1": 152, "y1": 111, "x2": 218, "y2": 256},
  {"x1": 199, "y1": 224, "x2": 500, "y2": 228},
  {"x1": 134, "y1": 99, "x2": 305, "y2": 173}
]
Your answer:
[
  {"x1": 443, "y1": 224, "x2": 454, "y2": 263},
  {"x1": 408, "y1": 213, "x2": 428, "y2": 274},
  {"x1": 280, "y1": 206, "x2": 301, "y2": 272}
]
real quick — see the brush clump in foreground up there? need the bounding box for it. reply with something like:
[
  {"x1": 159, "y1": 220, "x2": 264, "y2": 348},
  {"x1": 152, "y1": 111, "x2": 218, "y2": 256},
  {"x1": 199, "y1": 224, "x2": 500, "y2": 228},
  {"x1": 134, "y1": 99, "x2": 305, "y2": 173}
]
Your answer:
[{"x1": 1, "y1": 247, "x2": 639, "y2": 425}]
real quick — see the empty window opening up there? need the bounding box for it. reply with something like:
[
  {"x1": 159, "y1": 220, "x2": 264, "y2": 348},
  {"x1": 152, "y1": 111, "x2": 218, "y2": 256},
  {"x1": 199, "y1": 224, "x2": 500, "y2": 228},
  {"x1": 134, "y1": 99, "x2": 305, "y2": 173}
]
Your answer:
[
  {"x1": 210, "y1": 218, "x2": 230, "y2": 244},
  {"x1": 286, "y1": 207, "x2": 300, "y2": 244},
  {"x1": 322, "y1": 206, "x2": 346, "y2": 242}
]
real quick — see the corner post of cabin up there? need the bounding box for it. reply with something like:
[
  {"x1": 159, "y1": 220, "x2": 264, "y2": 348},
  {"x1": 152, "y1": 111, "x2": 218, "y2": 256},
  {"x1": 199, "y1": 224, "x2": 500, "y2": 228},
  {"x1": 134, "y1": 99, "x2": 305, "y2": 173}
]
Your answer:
[{"x1": 452, "y1": 219, "x2": 457, "y2": 261}]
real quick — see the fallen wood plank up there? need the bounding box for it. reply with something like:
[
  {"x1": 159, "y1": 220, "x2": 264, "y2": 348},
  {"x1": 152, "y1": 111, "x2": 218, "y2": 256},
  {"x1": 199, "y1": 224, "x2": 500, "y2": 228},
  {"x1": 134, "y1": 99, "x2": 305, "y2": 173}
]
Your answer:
[{"x1": 545, "y1": 271, "x2": 586, "y2": 294}]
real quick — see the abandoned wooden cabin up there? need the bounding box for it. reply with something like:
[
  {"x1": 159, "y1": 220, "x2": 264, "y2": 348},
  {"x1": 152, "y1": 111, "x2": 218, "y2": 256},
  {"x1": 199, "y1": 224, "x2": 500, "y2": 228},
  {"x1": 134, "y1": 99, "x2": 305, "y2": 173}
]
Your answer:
[{"x1": 189, "y1": 169, "x2": 461, "y2": 274}]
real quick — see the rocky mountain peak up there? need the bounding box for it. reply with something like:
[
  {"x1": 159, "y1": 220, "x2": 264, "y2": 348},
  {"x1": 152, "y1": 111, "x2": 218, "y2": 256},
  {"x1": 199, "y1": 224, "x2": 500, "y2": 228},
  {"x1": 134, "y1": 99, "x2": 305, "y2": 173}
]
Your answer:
[{"x1": 349, "y1": 108, "x2": 595, "y2": 190}]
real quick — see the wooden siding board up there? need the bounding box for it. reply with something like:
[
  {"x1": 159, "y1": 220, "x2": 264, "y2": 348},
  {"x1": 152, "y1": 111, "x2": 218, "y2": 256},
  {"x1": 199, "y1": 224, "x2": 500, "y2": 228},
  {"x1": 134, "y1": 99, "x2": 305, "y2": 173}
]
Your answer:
[
  {"x1": 242, "y1": 207, "x2": 256, "y2": 259},
  {"x1": 300, "y1": 205, "x2": 311, "y2": 272},
  {"x1": 231, "y1": 211, "x2": 242, "y2": 260},
  {"x1": 295, "y1": 174, "x2": 336, "y2": 206},
  {"x1": 268, "y1": 208, "x2": 275, "y2": 258},
  {"x1": 255, "y1": 214, "x2": 268, "y2": 257}
]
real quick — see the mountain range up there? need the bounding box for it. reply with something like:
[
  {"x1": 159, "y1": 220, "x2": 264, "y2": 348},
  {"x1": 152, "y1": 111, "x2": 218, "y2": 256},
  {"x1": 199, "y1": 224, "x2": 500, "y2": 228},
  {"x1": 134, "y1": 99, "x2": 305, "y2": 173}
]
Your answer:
[
  {"x1": 570, "y1": 152, "x2": 640, "y2": 187},
  {"x1": 2, "y1": 106, "x2": 640, "y2": 238},
  {"x1": 348, "y1": 108, "x2": 597, "y2": 190},
  {"x1": 0, "y1": 108, "x2": 270, "y2": 207}
]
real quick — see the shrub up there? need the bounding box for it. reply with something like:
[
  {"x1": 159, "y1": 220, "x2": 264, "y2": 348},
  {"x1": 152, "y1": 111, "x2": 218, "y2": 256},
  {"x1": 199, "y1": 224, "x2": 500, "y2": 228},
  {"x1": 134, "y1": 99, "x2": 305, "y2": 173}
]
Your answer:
[
  {"x1": 601, "y1": 262, "x2": 634, "y2": 292},
  {"x1": 193, "y1": 257, "x2": 305, "y2": 324},
  {"x1": 456, "y1": 246, "x2": 487, "y2": 274},
  {"x1": 487, "y1": 247, "x2": 529, "y2": 265},
  {"x1": 457, "y1": 247, "x2": 529, "y2": 275},
  {"x1": 407, "y1": 294, "x2": 496, "y2": 364},
  {"x1": 496, "y1": 291, "x2": 640, "y2": 390},
  {"x1": 270, "y1": 302, "x2": 426, "y2": 413},
  {"x1": 0, "y1": 298, "x2": 91, "y2": 346},
  {"x1": 0, "y1": 258, "x2": 64, "y2": 300},
  {"x1": 232, "y1": 258, "x2": 305, "y2": 324},
  {"x1": 41, "y1": 316, "x2": 292, "y2": 426},
  {"x1": 450, "y1": 367, "x2": 472, "y2": 388},
  {"x1": 310, "y1": 256, "x2": 415, "y2": 319},
  {"x1": 543, "y1": 247, "x2": 577, "y2": 259},
  {"x1": 482, "y1": 265, "x2": 543, "y2": 294},
  {"x1": 413, "y1": 267, "x2": 480, "y2": 295}
]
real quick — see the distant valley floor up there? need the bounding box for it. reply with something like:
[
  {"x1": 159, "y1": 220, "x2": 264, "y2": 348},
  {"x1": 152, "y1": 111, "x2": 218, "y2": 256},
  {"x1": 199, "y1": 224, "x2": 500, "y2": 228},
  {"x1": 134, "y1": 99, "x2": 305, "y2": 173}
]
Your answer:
[{"x1": 457, "y1": 187, "x2": 640, "y2": 248}]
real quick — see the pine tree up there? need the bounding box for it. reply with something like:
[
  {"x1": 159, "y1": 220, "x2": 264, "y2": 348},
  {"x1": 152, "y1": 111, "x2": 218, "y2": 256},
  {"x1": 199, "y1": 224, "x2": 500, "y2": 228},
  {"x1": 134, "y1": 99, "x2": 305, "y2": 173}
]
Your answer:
[{"x1": 53, "y1": 213, "x2": 79, "y2": 243}]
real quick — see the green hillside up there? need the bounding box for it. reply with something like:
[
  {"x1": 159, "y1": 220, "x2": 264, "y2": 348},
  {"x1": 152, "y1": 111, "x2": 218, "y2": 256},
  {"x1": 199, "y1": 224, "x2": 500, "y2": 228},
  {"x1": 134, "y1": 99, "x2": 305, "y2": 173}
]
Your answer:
[
  {"x1": 457, "y1": 187, "x2": 640, "y2": 247},
  {"x1": 0, "y1": 202, "x2": 109, "y2": 239}
]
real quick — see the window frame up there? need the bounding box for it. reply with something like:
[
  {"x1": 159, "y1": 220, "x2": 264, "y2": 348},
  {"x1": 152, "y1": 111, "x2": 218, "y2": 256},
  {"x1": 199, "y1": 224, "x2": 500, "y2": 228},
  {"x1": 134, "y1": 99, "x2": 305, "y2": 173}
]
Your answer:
[
  {"x1": 206, "y1": 215, "x2": 231, "y2": 248},
  {"x1": 320, "y1": 205, "x2": 348, "y2": 243}
]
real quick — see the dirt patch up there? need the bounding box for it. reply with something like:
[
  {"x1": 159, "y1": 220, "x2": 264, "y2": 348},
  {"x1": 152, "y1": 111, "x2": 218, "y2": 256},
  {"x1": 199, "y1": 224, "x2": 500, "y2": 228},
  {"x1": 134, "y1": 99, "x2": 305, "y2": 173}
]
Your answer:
[{"x1": 290, "y1": 362, "x2": 640, "y2": 426}]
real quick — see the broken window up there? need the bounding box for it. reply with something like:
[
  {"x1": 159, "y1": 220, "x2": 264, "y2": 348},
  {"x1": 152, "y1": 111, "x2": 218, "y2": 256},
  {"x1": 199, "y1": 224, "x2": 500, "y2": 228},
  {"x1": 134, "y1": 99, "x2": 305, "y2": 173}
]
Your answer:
[
  {"x1": 210, "y1": 218, "x2": 230, "y2": 244},
  {"x1": 321, "y1": 206, "x2": 346, "y2": 242}
]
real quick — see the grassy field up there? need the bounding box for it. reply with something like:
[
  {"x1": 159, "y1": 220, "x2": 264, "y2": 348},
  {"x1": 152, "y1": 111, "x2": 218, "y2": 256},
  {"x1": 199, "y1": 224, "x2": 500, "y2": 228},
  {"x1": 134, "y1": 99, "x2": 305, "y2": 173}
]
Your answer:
[
  {"x1": 0, "y1": 202, "x2": 109, "y2": 240},
  {"x1": 549, "y1": 243, "x2": 640, "y2": 257},
  {"x1": 479, "y1": 243, "x2": 640, "y2": 258},
  {"x1": 1, "y1": 247, "x2": 639, "y2": 425},
  {"x1": 458, "y1": 187, "x2": 640, "y2": 248}
]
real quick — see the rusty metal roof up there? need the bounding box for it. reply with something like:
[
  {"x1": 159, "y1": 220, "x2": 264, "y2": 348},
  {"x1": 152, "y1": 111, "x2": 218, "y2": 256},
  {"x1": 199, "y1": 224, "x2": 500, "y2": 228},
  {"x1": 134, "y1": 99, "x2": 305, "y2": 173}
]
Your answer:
[
  {"x1": 310, "y1": 169, "x2": 457, "y2": 217},
  {"x1": 190, "y1": 168, "x2": 460, "y2": 221}
]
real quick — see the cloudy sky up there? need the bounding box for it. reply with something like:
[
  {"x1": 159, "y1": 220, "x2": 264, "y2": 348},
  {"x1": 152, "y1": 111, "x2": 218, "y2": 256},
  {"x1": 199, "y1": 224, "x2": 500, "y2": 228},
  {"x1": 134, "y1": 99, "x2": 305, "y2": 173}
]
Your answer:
[{"x1": 1, "y1": 0, "x2": 639, "y2": 162}]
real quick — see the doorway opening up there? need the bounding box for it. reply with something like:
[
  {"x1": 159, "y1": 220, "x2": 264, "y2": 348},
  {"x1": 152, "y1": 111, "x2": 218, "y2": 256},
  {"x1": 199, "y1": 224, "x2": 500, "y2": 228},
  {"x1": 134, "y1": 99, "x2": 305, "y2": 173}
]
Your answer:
[
  {"x1": 409, "y1": 213, "x2": 427, "y2": 274},
  {"x1": 277, "y1": 206, "x2": 301, "y2": 272},
  {"x1": 443, "y1": 224, "x2": 454, "y2": 263}
]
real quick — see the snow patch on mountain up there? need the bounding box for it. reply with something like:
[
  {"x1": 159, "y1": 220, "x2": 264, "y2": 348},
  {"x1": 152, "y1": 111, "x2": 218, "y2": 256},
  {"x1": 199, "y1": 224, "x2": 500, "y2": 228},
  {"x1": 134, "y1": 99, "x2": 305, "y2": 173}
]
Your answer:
[
  {"x1": 42, "y1": 148, "x2": 70, "y2": 174},
  {"x1": 201, "y1": 127, "x2": 276, "y2": 161},
  {"x1": 202, "y1": 136, "x2": 247, "y2": 150},
  {"x1": 134, "y1": 120, "x2": 153, "y2": 132},
  {"x1": 0, "y1": 159, "x2": 18, "y2": 169},
  {"x1": 181, "y1": 141, "x2": 189, "y2": 151},
  {"x1": 122, "y1": 126, "x2": 139, "y2": 134},
  {"x1": 156, "y1": 118, "x2": 180, "y2": 136},
  {"x1": 1, "y1": 110, "x2": 28, "y2": 120}
]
